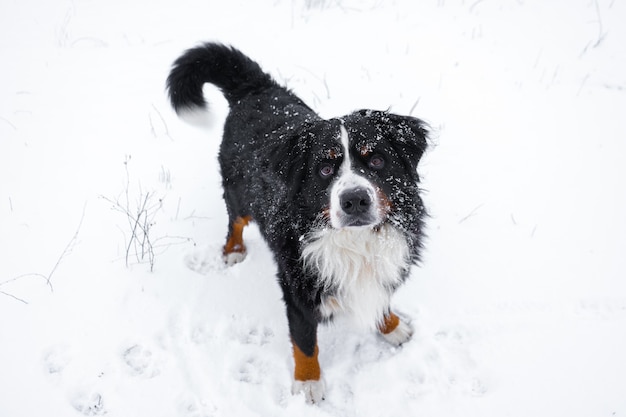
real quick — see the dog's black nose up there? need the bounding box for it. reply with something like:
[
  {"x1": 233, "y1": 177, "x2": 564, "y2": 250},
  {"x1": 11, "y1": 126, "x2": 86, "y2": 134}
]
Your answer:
[{"x1": 340, "y1": 188, "x2": 372, "y2": 215}]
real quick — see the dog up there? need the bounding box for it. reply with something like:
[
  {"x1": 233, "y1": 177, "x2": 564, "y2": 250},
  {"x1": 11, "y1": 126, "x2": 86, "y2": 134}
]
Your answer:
[{"x1": 167, "y1": 43, "x2": 428, "y2": 403}]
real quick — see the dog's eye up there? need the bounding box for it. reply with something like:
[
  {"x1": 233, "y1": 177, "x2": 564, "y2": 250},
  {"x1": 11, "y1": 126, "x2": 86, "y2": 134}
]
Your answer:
[
  {"x1": 368, "y1": 154, "x2": 385, "y2": 170},
  {"x1": 319, "y1": 163, "x2": 335, "y2": 179}
]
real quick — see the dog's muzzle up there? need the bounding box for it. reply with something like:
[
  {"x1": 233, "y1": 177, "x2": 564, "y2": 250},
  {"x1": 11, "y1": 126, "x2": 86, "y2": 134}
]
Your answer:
[{"x1": 337, "y1": 187, "x2": 379, "y2": 227}]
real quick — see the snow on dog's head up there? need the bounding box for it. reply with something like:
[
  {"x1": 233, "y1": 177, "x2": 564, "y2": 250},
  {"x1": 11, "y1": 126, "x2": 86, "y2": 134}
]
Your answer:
[
  {"x1": 328, "y1": 125, "x2": 384, "y2": 229},
  {"x1": 296, "y1": 110, "x2": 428, "y2": 326},
  {"x1": 268, "y1": 109, "x2": 427, "y2": 232},
  {"x1": 327, "y1": 110, "x2": 428, "y2": 231}
]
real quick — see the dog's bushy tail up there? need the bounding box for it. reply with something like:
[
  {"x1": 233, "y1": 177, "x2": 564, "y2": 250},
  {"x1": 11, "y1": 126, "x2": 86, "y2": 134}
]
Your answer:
[{"x1": 166, "y1": 43, "x2": 277, "y2": 113}]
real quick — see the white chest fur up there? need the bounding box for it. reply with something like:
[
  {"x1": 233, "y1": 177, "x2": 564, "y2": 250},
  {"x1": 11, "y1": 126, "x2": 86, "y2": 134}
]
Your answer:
[{"x1": 301, "y1": 224, "x2": 410, "y2": 329}]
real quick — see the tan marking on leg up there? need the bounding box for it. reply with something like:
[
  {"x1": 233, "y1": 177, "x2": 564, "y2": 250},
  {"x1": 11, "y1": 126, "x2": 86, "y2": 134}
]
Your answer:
[
  {"x1": 223, "y1": 215, "x2": 252, "y2": 256},
  {"x1": 292, "y1": 341, "x2": 321, "y2": 382},
  {"x1": 378, "y1": 311, "x2": 400, "y2": 335}
]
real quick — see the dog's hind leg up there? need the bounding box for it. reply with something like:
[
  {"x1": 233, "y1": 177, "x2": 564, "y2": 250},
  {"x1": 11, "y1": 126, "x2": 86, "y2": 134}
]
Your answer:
[
  {"x1": 223, "y1": 215, "x2": 252, "y2": 265},
  {"x1": 378, "y1": 311, "x2": 413, "y2": 346}
]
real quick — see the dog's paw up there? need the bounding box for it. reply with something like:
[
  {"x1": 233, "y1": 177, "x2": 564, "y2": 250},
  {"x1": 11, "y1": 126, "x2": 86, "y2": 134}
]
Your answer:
[
  {"x1": 292, "y1": 379, "x2": 325, "y2": 404},
  {"x1": 381, "y1": 320, "x2": 413, "y2": 346},
  {"x1": 223, "y1": 251, "x2": 247, "y2": 266}
]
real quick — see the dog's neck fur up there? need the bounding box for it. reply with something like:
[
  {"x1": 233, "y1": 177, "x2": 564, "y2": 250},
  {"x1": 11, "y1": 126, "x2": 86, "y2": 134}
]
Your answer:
[{"x1": 301, "y1": 223, "x2": 410, "y2": 329}]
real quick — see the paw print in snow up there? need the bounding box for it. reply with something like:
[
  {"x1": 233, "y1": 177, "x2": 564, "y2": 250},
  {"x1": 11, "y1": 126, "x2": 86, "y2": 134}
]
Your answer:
[
  {"x1": 43, "y1": 345, "x2": 72, "y2": 376},
  {"x1": 178, "y1": 395, "x2": 217, "y2": 417},
  {"x1": 184, "y1": 246, "x2": 223, "y2": 275},
  {"x1": 468, "y1": 378, "x2": 488, "y2": 397},
  {"x1": 122, "y1": 344, "x2": 160, "y2": 378},
  {"x1": 238, "y1": 326, "x2": 274, "y2": 346},
  {"x1": 237, "y1": 356, "x2": 268, "y2": 385},
  {"x1": 71, "y1": 391, "x2": 106, "y2": 416}
]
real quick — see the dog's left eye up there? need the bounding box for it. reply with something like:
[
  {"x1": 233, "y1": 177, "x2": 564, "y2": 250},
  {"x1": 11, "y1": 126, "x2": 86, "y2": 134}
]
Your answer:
[
  {"x1": 319, "y1": 163, "x2": 335, "y2": 179},
  {"x1": 368, "y1": 154, "x2": 385, "y2": 170}
]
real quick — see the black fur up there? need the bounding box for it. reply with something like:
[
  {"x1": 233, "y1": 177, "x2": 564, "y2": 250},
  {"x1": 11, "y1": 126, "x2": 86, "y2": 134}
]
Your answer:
[{"x1": 167, "y1": 43, "x2": 428, "y2": 359}]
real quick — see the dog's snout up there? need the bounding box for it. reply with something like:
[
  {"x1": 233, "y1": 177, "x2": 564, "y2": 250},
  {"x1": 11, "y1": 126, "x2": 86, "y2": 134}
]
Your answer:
[{"x1": 340, "y1": 188, "x2": 372, "y2": 215}]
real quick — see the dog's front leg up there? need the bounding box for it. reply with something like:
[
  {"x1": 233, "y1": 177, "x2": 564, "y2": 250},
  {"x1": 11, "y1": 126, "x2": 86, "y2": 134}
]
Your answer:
[
  {"x1": 291, "y1": 339, "x2": 324, "y2": 404},
  {"x1": 379, "y1": 310, "x2": 413, "y2": 346},
  {"x1": 286, "y1": 305, "x2": 325, "y2": 404}
]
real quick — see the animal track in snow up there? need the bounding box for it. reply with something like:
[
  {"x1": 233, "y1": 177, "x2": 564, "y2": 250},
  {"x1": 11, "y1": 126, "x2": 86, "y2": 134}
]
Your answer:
[
  {"x1": 190, "y1": 322, "x2": 216, "y2": 345},
  {"x1": 43, "y1": 345, "x2": 72, "y2": 376},
  {"x1": 240, "y1": 326, "x2": 275, "y2": 346},
  {"x1": 227, "y1": 320, "x2": 276, "y2": 346},
  {"x1": 236, "y1": 356, "x2": 269, "y2": 384},
  {"x1": 575, "y1": 298, "x2": 626, "y2": 319},
  {"x1": 70, "y1": 390, "x2": 106, "y2": 416},
  {"x1": 177, "y1": 394, "x2": 217, "y2": 417},
  {"x1": 184, "y1": 245, "x2": 224, "y2": 275},
  {"x1": 122, "y1": 344, "x2": 160, "y2": 378}
]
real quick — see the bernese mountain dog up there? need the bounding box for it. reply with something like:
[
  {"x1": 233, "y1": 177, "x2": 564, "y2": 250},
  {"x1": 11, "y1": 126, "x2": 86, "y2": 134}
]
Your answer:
[{"x1": 167, "y1": 43, "x2": 428, "y2": 404}]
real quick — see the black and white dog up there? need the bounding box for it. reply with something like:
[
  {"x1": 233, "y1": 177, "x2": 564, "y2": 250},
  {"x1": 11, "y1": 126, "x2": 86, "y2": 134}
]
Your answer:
[{"x1": 167, "y1": 43, "x2": 428, "y2": 403}]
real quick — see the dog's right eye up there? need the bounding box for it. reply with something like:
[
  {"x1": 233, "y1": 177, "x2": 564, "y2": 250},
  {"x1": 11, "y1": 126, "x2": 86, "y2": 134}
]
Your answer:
[{"x1": 319, "y1": 163, "x2": 335, "y2": 179}]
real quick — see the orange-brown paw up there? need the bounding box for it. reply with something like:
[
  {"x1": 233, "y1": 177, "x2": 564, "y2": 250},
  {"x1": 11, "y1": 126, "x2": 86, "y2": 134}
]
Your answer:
[{"x1": 381, "y1": 320, "x2": 413, "y2": 346}]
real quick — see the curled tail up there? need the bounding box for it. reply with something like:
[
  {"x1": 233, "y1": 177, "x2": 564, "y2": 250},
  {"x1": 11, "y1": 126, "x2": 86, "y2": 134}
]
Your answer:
[{"x1": 166, "y1": 43, "x2": 277, "y2": 113}]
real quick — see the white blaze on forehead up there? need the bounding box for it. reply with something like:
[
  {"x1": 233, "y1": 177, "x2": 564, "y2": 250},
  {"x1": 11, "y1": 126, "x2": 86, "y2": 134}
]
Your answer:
[
  {"x1": 338, "y1": 124, "x2": 351, "y2": 175},
  {"x1": 329, "y1": 124, "x2": 380, "y2": 229}
]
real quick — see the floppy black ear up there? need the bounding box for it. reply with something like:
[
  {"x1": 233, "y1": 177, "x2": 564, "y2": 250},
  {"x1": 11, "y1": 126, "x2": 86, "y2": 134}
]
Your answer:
[
  {"x1": 345, "y1": 109, "x2": 428, "y2": 173},
  {"x1": 263, "y1": 124, "x2": 312, "y2": 199},
  {"x1": 379, "y1": 112, "x2": 429, "y2": 169}
]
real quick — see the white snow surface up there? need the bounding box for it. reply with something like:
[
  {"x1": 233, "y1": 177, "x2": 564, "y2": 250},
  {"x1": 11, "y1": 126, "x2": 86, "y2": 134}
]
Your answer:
[{"x1": 1, "y1": 0, "x2": 626, "y2": 416}]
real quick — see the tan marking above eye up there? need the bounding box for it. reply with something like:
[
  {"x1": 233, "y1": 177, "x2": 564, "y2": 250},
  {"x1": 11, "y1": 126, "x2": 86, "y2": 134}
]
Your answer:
[
  {"x1": 326, "y1": 148, "x2": 340, "y2": 159},
  {"x1": 359, "y1": 142, "x2": 375, "y2": 157}
]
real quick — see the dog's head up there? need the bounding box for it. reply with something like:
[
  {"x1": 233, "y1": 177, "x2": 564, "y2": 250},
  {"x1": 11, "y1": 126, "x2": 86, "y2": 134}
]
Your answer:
[{"x1": 271, "y1": 110, "x2": 428, "y2": 230}]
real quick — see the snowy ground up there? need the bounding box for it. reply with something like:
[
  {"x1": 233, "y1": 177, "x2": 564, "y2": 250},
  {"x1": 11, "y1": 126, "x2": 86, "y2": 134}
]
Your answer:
[{"x1": 1, "y1": 0, "x2": 626, "y2": 416}]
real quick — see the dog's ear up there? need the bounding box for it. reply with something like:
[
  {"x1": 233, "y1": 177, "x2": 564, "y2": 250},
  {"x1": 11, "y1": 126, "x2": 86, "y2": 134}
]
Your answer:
[
  {"x1": 349, "y1": 110, "x2": 429, "y2": 171},
  {"x1": 265, "y1": 123, "x2": 313, "y2": 198},
  {"x1": 377, "y1": 111, "x2": 429, "y2": 170}
]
